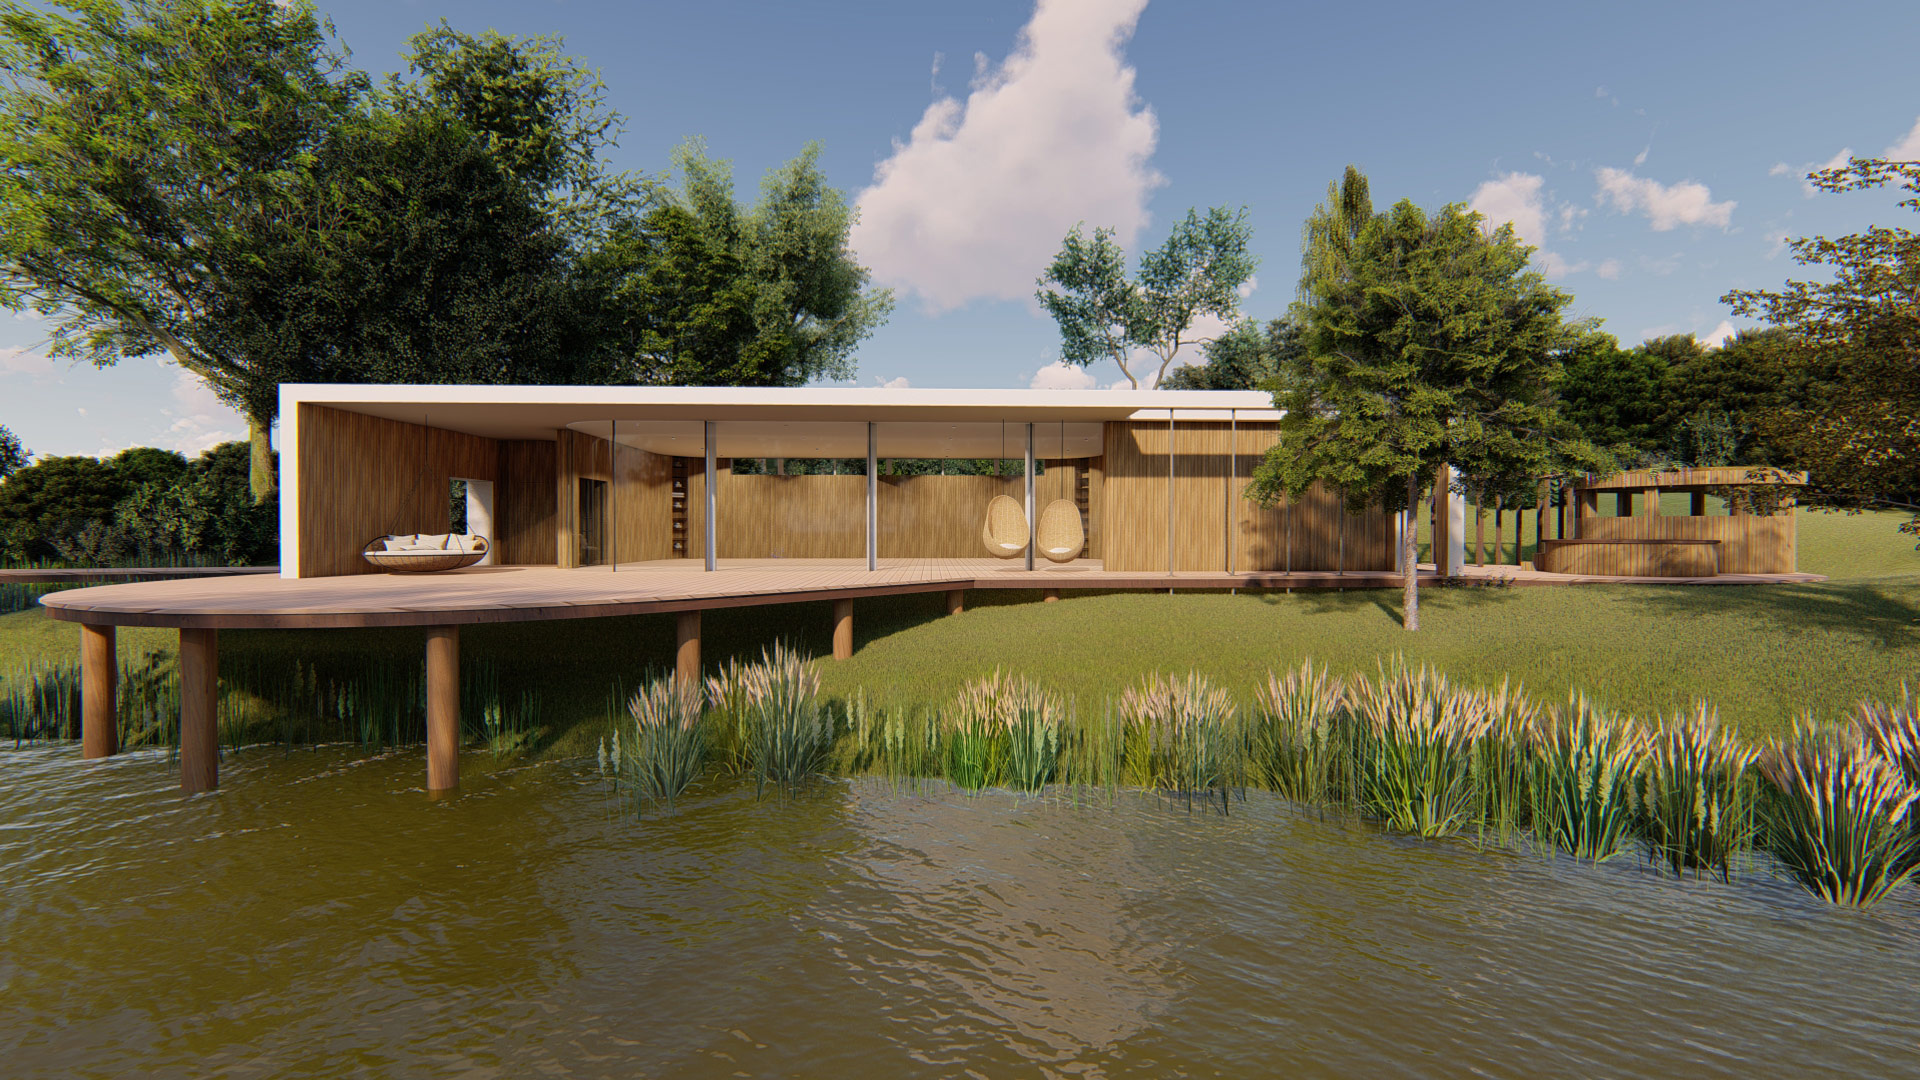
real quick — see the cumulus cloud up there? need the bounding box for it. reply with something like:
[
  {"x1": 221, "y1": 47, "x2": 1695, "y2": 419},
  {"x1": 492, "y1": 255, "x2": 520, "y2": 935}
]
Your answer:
[
  {"x1": 851, "y1": 0, "x2": 1162, "y2": 312},
  {"x1": 1594, "y1": 167, "x2": 1735, "y2": 230},
  {"x1": 1029, "y1": 360, "x2": 1100, "y2": 390},
  {"x1": 1469, "y1": 172, "x2": 1585, "y2": 278},
  {"x1": 1889, "y1": 116, "x2": 1920, "y2": 161},
  {"x1": 162, "y1": 365, "x2": 245, "y2": 456},
  {"x1": 874, "y1": 375, "x2": 911, "y2": 389},
  {"x1": 1595, "y1": 258, "x2": 1622, "y2": 280},
  {"x1": 1701, "y1": 320, "x2": 1738, "y2": 349},
  {"x1": 1768, "y1": 162, "x2": 1791, "y2": 177}
]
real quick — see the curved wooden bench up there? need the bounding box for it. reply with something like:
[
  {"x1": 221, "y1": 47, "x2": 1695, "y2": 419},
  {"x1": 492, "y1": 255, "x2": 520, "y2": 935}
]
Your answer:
[{"x1": 1535, "y1": 538, "x2": 1718, "y2": 577}]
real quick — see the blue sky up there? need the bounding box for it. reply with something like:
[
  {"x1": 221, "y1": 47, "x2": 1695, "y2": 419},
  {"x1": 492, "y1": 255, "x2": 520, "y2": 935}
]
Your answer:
[{"x1": 5, "y1": 0, "x2": 1918, "y2": 457}]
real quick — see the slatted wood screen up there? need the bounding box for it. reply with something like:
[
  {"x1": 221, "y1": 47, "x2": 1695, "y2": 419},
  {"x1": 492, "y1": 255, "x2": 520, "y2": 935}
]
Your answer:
[
  {"x1": 496, "y1": 439, "x2": 555, "y2": 567},
  {"x1": 1535, "y1": 540, "x2": 1720, "y2": 577},
  {"x1": 1577, "y1": 514, "x2": 1795, "y2": 574}
]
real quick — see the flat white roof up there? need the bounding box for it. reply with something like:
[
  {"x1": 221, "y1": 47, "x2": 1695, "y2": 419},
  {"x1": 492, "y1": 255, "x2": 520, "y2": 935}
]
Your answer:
[{"x1": 280, "y1": 384, "x2": 1283, "y2": 443}]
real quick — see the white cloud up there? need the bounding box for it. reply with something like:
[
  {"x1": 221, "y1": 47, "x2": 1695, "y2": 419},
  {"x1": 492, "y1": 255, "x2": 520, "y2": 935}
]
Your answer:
[
  {"x1": 873, "y1": 375, "x2": 911, "y2": 389},
  {"x1": 1593, "y1": 167, "x2": 1735, "y2": 230},
  {"x1": 851, "y1": 0, "x2": 1162, "y2": 312},
  {"x1": 0, "y1": 345, "x2": 43, "y2": 376},
  {"x1": 1469, "y1": 172, "x2": 1585, "y2": 278},
  {"x1": 1029, "y1": 360, "x2": 1099, "y2": 390},
  {"x1": 1701, "y1": 320, "x2": 1737, "y2": 348},
  {"x1": 1633, "y1": 144, "x2": 1649, "y2": 167},
  {"x1": 1596, "y1": 258, "x2": 1622, "y2": 280},
  {"x1": 1235, "y1": 275, "x2": 1258, "y2": 300},
  {"x1": 1888, "y1": 115, "x2": 1920, "y2": 161},
  {"x1": 1768, "y1": 162, "x2": 1791, "y2": 177},
  {"x1": 161, "y1": 365, "x2": 245, "y2": 456}
]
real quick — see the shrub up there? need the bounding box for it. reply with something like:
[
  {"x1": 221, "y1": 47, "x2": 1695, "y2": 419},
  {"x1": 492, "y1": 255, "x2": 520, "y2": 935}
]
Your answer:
[{"x1": 1347, "y1": 661, "x2": 1489, "y2": 837}]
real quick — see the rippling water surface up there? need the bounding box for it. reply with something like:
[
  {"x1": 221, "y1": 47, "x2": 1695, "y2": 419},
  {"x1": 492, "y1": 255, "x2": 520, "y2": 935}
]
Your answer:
[{"x1": 1, "y1": 745, "x2": 1916, "y2": 1078}]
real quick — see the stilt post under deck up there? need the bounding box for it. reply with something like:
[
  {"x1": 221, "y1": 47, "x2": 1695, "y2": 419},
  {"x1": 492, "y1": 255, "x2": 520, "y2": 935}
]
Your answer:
[
  {"x1": 832, "y1": 599, "x2": 854, "y2": 660},
  {"x1": 1043, "y1": 588, "x2": 1059, "y2": 603},
  {"x1": 676, "y1": 610, "x2": 701, "y2": 684},
  {"x1": 426, "y1": 625, "x2": 460, "y2": 791},
  {"x1": 946, "y1": 589, "x2": 965, "y2": 615},
  {"x1": 179, "y1": 627, "x2": 219, "y2": 794},
  {"x1": 81, "y1": 623, "x2": 117, "y2": 758}
]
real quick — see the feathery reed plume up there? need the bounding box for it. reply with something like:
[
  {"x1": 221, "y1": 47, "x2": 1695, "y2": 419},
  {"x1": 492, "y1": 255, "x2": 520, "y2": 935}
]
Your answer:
[
  {"x1": 704, "y1": 657, "x2": 757, "y2": 775},
  {"x1": 1533, "y1": 695, "x2": 1641, "y2": 861},
  {"x1": 740, "y1": 642, "x2": 828, "y2": 796},
  {"x1": 954, "y1": 670, "x2": 1063, "y2": 792},
  {"x1": 1759, "y1": 723, "x2": 1920, "y2": 906},
  {"x1": 627, "y1": 675, "x2": 707, "y2": 814},
  {"x1": 1119, "y1": 671, "x2": 1239, "y2": 806},
  {"x1": 1249, "y1": 659, "x2": 1347, "y2": 805},
  {"x1": 1470, "y1": 678, "x2": 1538, "y2": 840},
  {"x1": 1633, "y1": 704, "x2": 1758, "y2": 878},
  {"x1": 1347, "y1": 660, "x2": 1489, "y2": 837},
  {"x1": 1855, "y1": 688, "x2": 1920, "y2": 794}
]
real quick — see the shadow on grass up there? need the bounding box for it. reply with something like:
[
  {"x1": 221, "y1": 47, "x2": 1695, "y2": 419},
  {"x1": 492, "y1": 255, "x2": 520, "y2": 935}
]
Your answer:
[
  {"x1": 1247, "y1": 578, "x2": 1522, "y2": 627},
  {"x1": 1623, "y1": 579, "x2": 1920, "y2": 650}
]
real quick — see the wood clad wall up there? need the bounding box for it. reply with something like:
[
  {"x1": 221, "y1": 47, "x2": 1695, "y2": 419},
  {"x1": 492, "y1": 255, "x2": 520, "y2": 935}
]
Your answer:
[
  {"x1": 496, "y1": 439, "x2": 556, "y2": 566},
  {"x1": 1103, "y1": 420, "x2": 1393, "y2": 573},
  {"x1": 296, "y1": 404, "x2": 498, "y2": 578},
  {"x1": 1536, "y1": 540, "x2": 1720, "y2": 577},
  {"x1": 718, "y1": 474, "x2": 866, "y2": 558},
  {"x1": 1579, "y1": 513, "x2": 1795, "y2": 573},
  {"x1": 555, "y1": 429, "x2": 677, "y2": 567},
  {"x1": 881, "y1": 475, "x2": 1023, "y2": 558}
]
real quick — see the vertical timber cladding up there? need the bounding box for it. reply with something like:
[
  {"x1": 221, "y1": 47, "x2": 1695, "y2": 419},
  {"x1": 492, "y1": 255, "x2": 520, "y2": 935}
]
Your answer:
[
  {"x1": 554, "y1": 428, "x2": 676, "y2": 568},
  {"x1": 496, "y1": 439, "x2": 556, "y2": 566},
  {"x1": 1101, "y1": 419, "x2": 1393, "y2": 573},
  {"x1": 296, "y1": 404, "x2": 497, "y2": 578},
  {"x1": 1580, "y1": 512, "x2": 1796, "y2": 574}
]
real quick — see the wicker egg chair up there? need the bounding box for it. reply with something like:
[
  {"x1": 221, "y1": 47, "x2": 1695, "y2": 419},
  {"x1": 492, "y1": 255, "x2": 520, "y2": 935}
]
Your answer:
[
  {"x1": 1036, "y1": 500, "x2": 1085, "y2": 563},
  {"x1": 362, "y1": 533, "x2": 490, "y2": 573},
  {"x1": 981, "y1": 495, "x2": 1029, "y2": 559}
]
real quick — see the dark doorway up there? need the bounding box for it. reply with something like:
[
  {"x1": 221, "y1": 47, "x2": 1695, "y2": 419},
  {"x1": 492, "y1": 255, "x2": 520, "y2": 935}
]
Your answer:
[{"x1": 578, "y1": 478, "x2": 608, "y2": 566}]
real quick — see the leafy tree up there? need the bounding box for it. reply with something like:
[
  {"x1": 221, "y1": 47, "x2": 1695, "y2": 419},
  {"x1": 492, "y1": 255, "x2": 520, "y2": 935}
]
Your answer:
[
  {"x1": 1159, "y1": 318, "x2": 1302, "y2": 391},
  {"x1": 1036, "y1": 206, "x2": 1258, "y2": 388},
  {"x1": 1249, "y1": 183, "x2": 1601, "y2": 630},
  {"x1": 0, "y1": 0, "x2": 360, "y2": 503},
  {"x1": 0, "y1": 454, "x2": 127, "y2": 561},
  {"x1": 1724, "y1": 157, "x2": 1920, "y2": 541},
  {"x1": 582, "y1": 140, "x2": 892, "y2": 386},
  {"x1": 1555, "y1": 332, "x2": 1669, "y2": 457},
  {"x1": 0, "y1": 424, "x2": 25, "y2": 479}
]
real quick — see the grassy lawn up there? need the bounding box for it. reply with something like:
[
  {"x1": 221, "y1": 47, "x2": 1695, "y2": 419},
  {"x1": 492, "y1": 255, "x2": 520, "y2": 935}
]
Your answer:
[{"x1": 3, "y1": 508, "x2": 1914, "y2": 751}]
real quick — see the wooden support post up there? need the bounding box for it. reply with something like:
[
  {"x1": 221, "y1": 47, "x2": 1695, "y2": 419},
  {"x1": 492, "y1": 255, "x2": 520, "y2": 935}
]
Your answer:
[
  {"x1": 81, "y1": 623, "x2": 118, "y2": 758},
  {"x1": 1617, "y1": 491, "x2": 1632, "y2": 517},
  {"x1": 675, "y1": 610, "x2": 701, "y2": 684},
  {"x1": 1043, "y1": 588, "x2": 1059, "y2": 603},
  {"x1": 1640, "y1": 487, "x2": 1659, "y2": 517},
  {"x1": 832, "y1": 599, "x2": 854, "y2": 660},
  {"x1": 1432, "y1": 462, "x2": 1450, "y2": 574},
  {"x1": 179, "y1": 627, "x2": 218, "y2": 794},
  {"x1": 1494, "y1": 499, "x2": 1505, "y2": 566},
  {"x1": 946, "y1": 589, "x2": 965, "y2": 615},
  {"x1": 426, "y1": 625, "x2": 460, "y2": 792},
  {"x1": 1690, "y1": 490, "x2": 1706, "y2": 516},
  {"x1": 1536, "y1": 480, "x2": 1550, "y2": 562}
]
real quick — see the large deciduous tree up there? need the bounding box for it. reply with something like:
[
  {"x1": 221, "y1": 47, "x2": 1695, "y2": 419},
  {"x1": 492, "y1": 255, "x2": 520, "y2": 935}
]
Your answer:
[
  {"x1": 1249, "y1": 172, "x2": 1601, "y2": 630},
  {"x1": 1158, "y1": 317, "x2": 1302, "y2": 390},
  {"x1": 0, "y1": 0, "x2": 359, "y2": 503},
  {"x1": 581, "y1": 139, "x2": 893, "y2": 386},
  {"x1": 1723, "y1": 157, "x2": 1920, "y2": 543},
  {"x1": 1036, "y1": 206, "x2": 1258, "y2": 388}
]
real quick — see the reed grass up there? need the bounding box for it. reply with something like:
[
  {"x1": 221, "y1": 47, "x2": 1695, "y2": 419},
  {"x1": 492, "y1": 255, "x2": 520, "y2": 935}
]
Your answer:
[
  {"x1": 1119, "y1": 671, "x2": 1239, "y2": 809},
  {"x1": 1532, "y1": 695, "x2": 1641, "y2": 861},
  {"x1": 1247, "y1": 660, "x2": 1348, "y2": 805},
  {"x1": 947, "y1": 669, "x2": 1061, "y2": 792},
  {"x1": 740, "y1": 642, "x2": 829, "y2": 796},
  {"x1": 1632, "y1": 705, "x2": 1759, "y2": 878},
  {"x1": 1470, "y1": 680, "x2": 1538, "y2": 843},
  {"x1": 1759, "y1": 723, "x2": 1920, "y2": 906},
  {"x1": 625, "y1": 676, "x2": 707, "y2": 814},
  {"x1": 1347, "y1": 661, "x2": 1489, "y2": 837}
]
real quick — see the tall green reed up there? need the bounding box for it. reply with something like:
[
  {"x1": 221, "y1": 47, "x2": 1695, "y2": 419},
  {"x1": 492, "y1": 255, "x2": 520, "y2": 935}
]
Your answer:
[
  {"x1": 945, "y1": 669, "x2": 1062, "y2": 792},
  {"x1": 1632, "y1": 705, "x2": 1758, "y2": 878},
  {"x1": 1119, "y1": 672, "x2": 1239, "y2": 809},
  {"x1": 1347, "y1": 661, "x2": 1488, "y2": 838},
  {"x1": 1759, "y1": 723, "x2": 1920, "y2": 906},
  {"x1": 704, "y1": 656, "x2": 757, "y2": 775},
  {"x1": 626, "y1": 676, "x2": 707, "y2": 814},
  {"x1": 740, "y1": 642, "x2": 828, "y2": 796},
  {"x1": 1248, "y1": 660, "x2": 1348, "y2": 806},
  {"x1": 1470, "y1": 680, "x2": 1538, "y2": 843},
  {"x1": 1532, "y1": 695, "x2": 1641, "y2": 861}
]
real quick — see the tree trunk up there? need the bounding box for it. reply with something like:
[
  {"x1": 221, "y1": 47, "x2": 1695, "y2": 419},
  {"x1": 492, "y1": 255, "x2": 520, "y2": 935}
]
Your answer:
[
  {"x1": 1403, "y1": 472, "x2": 1420, "y2": 631},
  {"x1": 249, "y1": 414, "x2": 276, "y2": 505}
]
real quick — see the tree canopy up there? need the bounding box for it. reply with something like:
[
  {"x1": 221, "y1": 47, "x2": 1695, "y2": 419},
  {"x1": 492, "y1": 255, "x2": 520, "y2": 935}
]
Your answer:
[
  {"x1": 1036, "y1": 206, "x2": 1258, "y2": 388},
  {"x1": 1250, "y1": 174, "x2": 1601, "y2": 629},
  {"x1": 0, "y1": 424, "x2": 25, "y2": 480},
  {"x1": 1159, "y1": 317, "x2": 1301, "y2": 390}
]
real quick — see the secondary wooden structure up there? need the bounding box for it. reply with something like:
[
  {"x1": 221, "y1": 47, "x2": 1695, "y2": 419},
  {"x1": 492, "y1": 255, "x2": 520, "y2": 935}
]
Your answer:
[{"x1": 1535, "y1": 467, "x2": 1805, "y2": 577}]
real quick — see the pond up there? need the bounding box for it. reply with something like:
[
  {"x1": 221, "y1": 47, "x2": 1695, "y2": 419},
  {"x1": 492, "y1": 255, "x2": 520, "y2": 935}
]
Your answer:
[{"x1": 1, "y1": 746, "x2": 1916, "y2": 1078}]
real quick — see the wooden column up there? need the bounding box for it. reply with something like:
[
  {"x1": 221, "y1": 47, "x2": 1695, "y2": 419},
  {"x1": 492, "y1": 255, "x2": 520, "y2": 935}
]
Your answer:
[
  {"x1": 80, "y1": 623, "x2": 118, "y2": 759},
  {"x1": 1536, "y1": 480, "x2": 1550, "y2": 559},
  {"x1": 1043, "y1": 588, "x2": 1060, "y2": 603},
  {"x1": 1431, "y1": 462, "x2": 1450, "y2": 574},
  {"x1": 832, "y1": 599, "x2": 854, "y2": 660},
  {"x1": 1690, "y1": 490, "x2": 1706, "y2": 516},
  {"x1": 1639, "y1": 487, "x2": 1659, "y2": 517},
  {"x1": 1473, "y1": 493, "x2": 1485, "y2": 566},
  {"x1": 675, "y1": 610, "x2": 701, "y2": 684},
  {"x1": 179, "y1": 627, "x2": 219, "y2": 794},
  {"x1": 1494, "y1": 499, "x2": 1505, "y2": 566},
  {"x1": 946, "y1": 589, "x2": 965, "y2": 615},
  {"x1": 426, "y1": 625, "x2": 460, "y2": 791}
]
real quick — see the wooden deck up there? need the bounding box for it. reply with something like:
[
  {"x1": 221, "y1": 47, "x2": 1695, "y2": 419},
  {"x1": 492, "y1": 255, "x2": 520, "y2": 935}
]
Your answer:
[{"x1": 34, "y1": 557, "x2": 1826, "y2": 630}]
